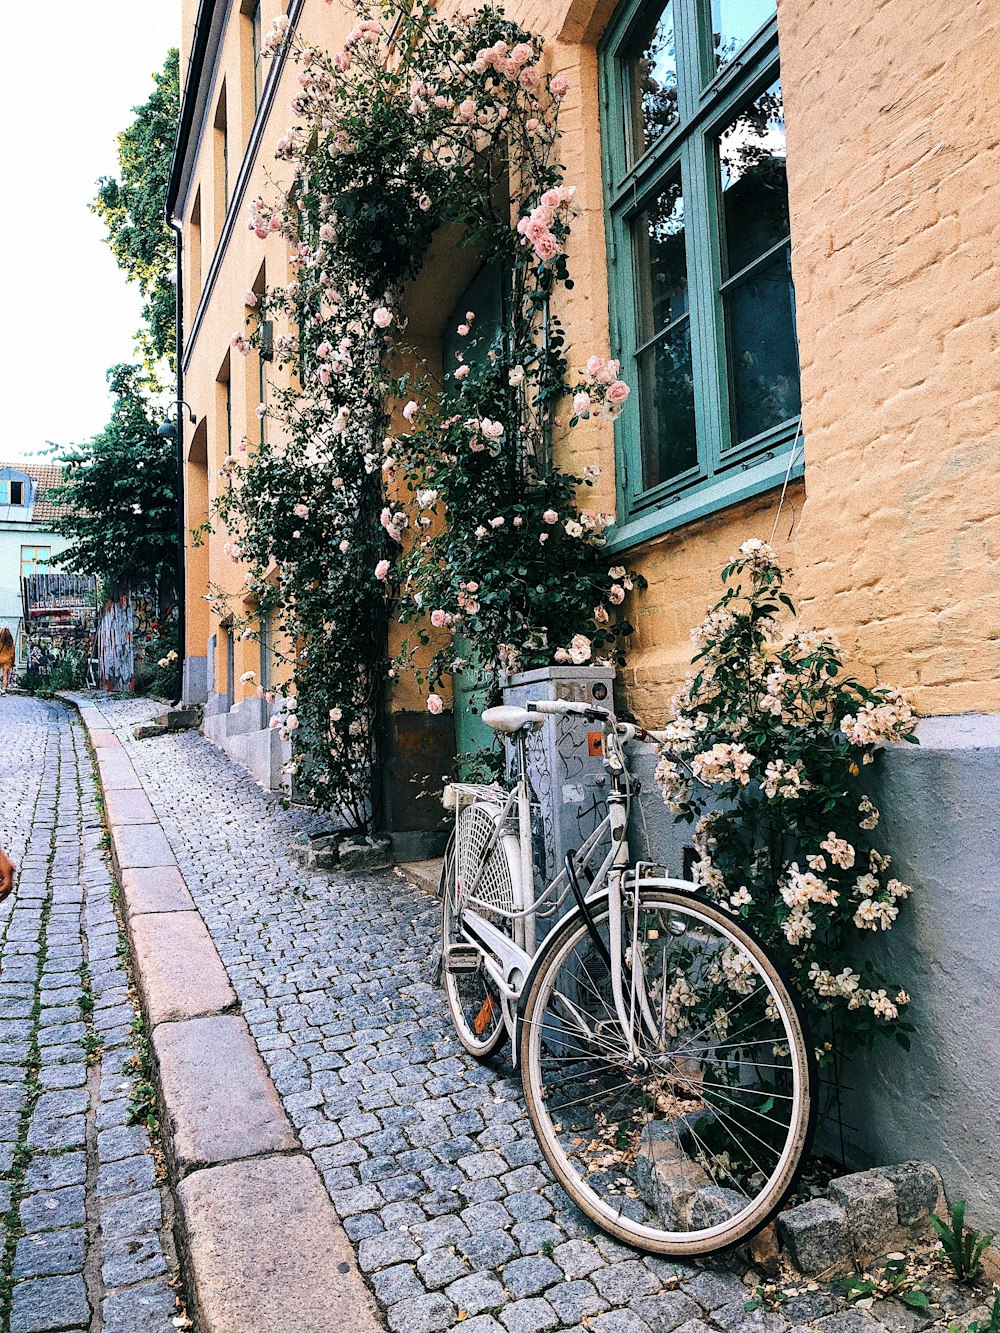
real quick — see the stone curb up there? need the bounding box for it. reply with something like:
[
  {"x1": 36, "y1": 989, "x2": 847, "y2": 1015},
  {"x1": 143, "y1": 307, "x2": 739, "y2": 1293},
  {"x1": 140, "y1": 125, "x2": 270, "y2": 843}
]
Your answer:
[{"x1": 60, "y1": 693, "x2": 384, "y2": 1333}]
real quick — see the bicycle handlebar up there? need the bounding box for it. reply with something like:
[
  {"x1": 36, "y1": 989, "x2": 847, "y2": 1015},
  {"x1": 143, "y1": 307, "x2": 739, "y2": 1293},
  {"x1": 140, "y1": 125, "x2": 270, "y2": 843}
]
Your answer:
[
  {"x1": 526, "y1": 699, "x2": 669, "y2": 745},
  {"x1": 526, "y1": 699, "x2": 609, "y2": 720}
]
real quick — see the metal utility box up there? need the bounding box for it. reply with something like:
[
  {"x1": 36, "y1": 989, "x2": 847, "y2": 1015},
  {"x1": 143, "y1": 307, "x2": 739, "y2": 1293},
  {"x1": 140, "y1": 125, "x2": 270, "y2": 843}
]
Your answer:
[{"x1": 502, "y1": 665, "x2": 615, "y2": 889}]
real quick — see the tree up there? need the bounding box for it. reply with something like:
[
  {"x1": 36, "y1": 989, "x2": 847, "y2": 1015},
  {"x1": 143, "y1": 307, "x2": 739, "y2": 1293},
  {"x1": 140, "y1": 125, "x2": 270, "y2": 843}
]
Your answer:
[
  {"x1": 92, "y1": 49, "x2": 179, "y2": 371},
  {"x1": 50, "y1": 364, "x2": 178, "y2": 594}
]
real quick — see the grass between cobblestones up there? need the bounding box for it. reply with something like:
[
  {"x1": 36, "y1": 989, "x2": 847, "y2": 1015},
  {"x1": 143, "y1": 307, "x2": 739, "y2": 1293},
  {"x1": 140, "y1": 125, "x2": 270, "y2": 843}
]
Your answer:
[
  {"x1": 80, "y1": 735, "x2": 166, "y2": 1164},
  {"x1": 0, "y1": 739, "x2": 57, "y2": 1331}
]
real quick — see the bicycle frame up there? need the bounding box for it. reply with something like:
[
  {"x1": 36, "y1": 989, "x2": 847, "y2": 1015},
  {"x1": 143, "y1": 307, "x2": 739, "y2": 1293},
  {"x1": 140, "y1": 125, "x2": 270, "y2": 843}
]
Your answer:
[{"x1": 450, "y1": 709, "x2": 652, "y2": 1063}]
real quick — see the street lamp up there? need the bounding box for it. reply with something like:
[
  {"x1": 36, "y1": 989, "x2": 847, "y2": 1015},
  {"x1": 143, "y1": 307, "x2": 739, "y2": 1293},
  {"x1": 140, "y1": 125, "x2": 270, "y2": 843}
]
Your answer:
[{"x1": 157, "y1": 400, "x2": 196, "y2": 706}]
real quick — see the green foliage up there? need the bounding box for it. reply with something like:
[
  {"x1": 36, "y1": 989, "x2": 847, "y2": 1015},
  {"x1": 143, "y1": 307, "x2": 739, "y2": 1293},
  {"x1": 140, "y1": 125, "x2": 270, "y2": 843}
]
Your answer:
[
  {"x1": 213, "y1": 1, "x2": 645, "y2": 824},
  {"x1": 656, "y1": 541, "x2": 917, "y2": 1057},
  {"x1": 932, "y1": 1202, "x2": 996, "y2": 1284},
  {"x1": 49, "y1": 364, "x2": 178, "y2": 588},
  {"x1": 839, "y1": 1256, "x2": 928, "y2": 1309},
  {"x1": 134, "y1": 623, "x2": 180, "y2": 700},
  {"x1": 92, "y1": 48, "x2": 180, "y2": 370},
  {"x1": 16, "y1": 649, "x2": 88, "y2": 696}
]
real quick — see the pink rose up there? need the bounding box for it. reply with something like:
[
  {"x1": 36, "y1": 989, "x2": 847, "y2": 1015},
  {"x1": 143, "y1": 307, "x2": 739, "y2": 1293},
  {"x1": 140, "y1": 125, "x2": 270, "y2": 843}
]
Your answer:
[
  {"x1": 430, "y1": 609, "x2": 448, "y2": 628},
  {"x1": 457, "y1": 323, "x2": 470, "y2": 337},
  {"x1": 373, "y1": 306, "x2": 393, "y2": 328},
  {"x1": 244, "y1": 290, "x2": 258, "y2": 307},
  {"x1": 375, "y1": 560, "x2": 390, "y2": 581},
  {"x1": 607, "y1": 379, "x2": 630, "y2": 405},
  {"x1": 402, "y1": 400, "x2": 420, "y2": 422},
  {"x1": 543, "y1": 509, "x2": 558, "y2": 524},
  {"x1": 533, "y1": 232, "x2": 560, "y2": 261},
  {"x1": 586, "y1": 355, "x2": 606, "y2": 378},
  {"x1": 455, "y1": 364, "x2": 470, "y2": 380},
  {"x1": 573, "y1": 391, "x2": 591, "y2": 416},
  {"x1": 339, "y1": 539, "x2": 349, "y2": 553},
  {"x1": 426, "y1": 693, "x2": 444, "y2": 715},
  {"x1": 608, "y1": 583, "x2": 626, "y2": 605},
  {"x1": 550, "y1": 75, "x2": 570, "y2": 97}
]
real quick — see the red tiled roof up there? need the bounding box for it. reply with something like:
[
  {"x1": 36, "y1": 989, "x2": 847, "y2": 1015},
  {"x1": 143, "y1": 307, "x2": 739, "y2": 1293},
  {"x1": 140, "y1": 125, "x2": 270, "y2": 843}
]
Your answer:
[{"x1": 0, "y1": 462, "x2": 68, "y2": 523}]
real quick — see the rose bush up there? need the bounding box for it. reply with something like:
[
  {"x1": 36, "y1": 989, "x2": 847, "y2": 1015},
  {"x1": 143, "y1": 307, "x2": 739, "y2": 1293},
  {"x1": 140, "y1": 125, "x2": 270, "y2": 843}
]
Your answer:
[
  {"x1": 656, "y1": 540, "x2": 917, "y2": 1058},
  {"x1": 208, "y1": 0, "x2": 643, "y2": 823}
]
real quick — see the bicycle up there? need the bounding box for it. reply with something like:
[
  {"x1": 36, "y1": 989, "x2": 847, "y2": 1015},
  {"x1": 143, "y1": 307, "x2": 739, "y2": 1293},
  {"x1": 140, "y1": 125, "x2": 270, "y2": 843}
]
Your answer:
[{"x1": 439, "y1": 697, "x2": 816, "y2": 1257}]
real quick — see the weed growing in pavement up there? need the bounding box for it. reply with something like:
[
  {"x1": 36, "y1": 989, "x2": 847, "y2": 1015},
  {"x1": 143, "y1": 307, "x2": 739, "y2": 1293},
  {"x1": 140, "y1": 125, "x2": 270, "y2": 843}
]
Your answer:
[
  {"x1": 125, "y1": 1018, "x2": 159, "y2": 1133},
  {"x1": 934, "y1": 1204, "x2": 996, "y2": 1284},
  {"x1": 838, "y1": 1255, "x2": 930, "y2": 1311}
]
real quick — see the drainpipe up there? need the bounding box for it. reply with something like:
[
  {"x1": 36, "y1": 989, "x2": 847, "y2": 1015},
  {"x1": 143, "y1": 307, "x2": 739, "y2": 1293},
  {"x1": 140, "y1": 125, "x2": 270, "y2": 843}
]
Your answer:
[{"x1": 168, "y1": 217, "x2": 186, "y2": 707}]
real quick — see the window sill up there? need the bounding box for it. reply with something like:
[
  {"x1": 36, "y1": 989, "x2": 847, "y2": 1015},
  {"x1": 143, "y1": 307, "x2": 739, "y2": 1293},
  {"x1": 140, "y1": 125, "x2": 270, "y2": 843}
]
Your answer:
[{"x1": 605, "y1": 447, "x2": 804, "y2": 555}]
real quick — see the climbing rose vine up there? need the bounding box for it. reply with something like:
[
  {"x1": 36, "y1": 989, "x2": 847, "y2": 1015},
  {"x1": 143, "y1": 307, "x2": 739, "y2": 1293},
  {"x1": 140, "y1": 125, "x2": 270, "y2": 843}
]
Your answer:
[
  {"x1": 657, "y1": 541, "x2": 917, "y2": 1059},
  {"x1": 211, "y1": 1, "x2": 643, "y2": 826}
]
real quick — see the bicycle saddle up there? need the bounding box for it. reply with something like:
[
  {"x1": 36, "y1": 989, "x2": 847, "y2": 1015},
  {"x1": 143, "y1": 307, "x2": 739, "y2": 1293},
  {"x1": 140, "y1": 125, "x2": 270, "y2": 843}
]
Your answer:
[{"x1": 481, "y1": 705, "x2": 545, "y2": 734}]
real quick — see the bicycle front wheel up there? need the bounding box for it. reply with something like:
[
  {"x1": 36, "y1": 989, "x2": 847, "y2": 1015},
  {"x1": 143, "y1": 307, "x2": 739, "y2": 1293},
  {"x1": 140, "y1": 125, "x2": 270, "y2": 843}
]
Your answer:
[{"x1": 519, "y1": 886, "x2": 815, "y2": 1256}]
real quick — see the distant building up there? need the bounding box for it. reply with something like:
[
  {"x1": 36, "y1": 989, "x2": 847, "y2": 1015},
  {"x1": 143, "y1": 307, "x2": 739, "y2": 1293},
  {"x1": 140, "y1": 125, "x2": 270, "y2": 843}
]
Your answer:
[{"x1": 0, "y1": 463, "x2": 73, "y2": 669}]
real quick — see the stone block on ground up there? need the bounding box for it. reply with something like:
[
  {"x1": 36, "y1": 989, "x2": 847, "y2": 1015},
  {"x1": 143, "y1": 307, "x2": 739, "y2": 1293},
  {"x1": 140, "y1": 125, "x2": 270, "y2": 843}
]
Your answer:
[
  {"x1": 828, "y1": 1168, "x2": 899, "y2": 1257},
  {"x1": 89, "y1": 729, "x2": 121, "y2": 749},
  {"x1": 96, "y1": 751, "x2": 142, "y2": 791},
  {"x1": 158, "y1": 706, "x2": 203, "y2": 731},
  {"x1": 103, "y1": 789, "x2": 157, "y2": 825},
  {"x1": 129, "y1": 911, "x2": 236, "y2": 1025},
  {"x1": 111, "y1": 822, "x2": 175, "y2": 871},
  {"x1": 176, "y1": 1153, "x2": 382, "y2": 1333},
  {"x1": 120, "y1": 866, "x2": 195, "y2": 917},
  {"x1": 339, "y1": 835, "x2": 392, "y2": 872},
  {"x1": 777, "y1": 1197, "x2": 853, "y2": 1274},
  {"x1": 153, "y1": 1014, "x2": 297, "y2": 1175},
  {"x1": 874, "y1": 1162, "x2": 945, "y2": 1227}
]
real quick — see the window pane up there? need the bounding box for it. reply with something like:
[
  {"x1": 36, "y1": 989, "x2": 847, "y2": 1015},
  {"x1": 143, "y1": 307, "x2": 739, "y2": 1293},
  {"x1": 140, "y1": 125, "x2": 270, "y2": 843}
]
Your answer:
[
  {"x1": 710, "y1": 0, "x2": 776, "y2": 74},
  {"x1": 724, "y1": 249, "x2": 800, "y2": 442},
  {"x1": 623, "y1": 1, "x2": 680, "y2": 159},
  {"x1": 632, "y1": 175, "x2": 697, "y2": 487},
  {"x1": 719, "y1": 79, "x2": 789, "y2": 275},
  {"x1": 718, "y1": 80, "x2": 799, "y2": 444},
  {"x1": 633, "y1": 176, "x2": 688, "y2": 342},
  {"x1": 637, "y1": 328, "x2": 698, "y2": 488}
]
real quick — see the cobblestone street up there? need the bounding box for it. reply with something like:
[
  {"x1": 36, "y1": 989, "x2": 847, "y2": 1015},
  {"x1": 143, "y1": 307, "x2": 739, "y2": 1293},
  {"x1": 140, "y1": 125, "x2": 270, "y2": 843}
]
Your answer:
[
  {"x1": 0, "y1": 697, "x2": 177, "y2": 1333},
  {"x1": 76, "y1": 692, "x2": 944, "y2": 1333},
  {"x1": 1, "y1": 694, "x2": 986, "y2": 1333}
]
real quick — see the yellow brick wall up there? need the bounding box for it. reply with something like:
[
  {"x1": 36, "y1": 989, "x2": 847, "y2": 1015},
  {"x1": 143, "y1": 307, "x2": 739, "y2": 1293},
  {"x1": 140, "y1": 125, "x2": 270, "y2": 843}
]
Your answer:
[{"x1": 181, "y1": 0, "x2": 1000, "y2": 723}]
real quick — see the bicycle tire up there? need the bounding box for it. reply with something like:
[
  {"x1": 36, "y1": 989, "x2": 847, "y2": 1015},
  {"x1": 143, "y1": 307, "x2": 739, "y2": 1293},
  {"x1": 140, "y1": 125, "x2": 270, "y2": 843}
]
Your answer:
[
  {"x1": 440, "y1": 823, "x2": 514, "y2": 1060},
  {"x1": 518, "y1": 884, "x2": 816, "y2": 1256}
]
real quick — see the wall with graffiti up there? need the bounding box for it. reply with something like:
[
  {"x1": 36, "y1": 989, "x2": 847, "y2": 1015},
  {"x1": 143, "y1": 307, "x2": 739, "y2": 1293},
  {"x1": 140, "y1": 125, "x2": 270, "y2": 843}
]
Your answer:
[{"x1": 94, "y1": 580, "x2": 172, "y2": 692}]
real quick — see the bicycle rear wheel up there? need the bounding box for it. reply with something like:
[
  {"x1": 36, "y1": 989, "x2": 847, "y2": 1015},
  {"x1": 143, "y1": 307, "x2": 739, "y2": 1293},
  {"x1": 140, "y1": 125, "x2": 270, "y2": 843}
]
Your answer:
[
  {"x1": 440, "y1": 803, "x2": 522, "y2": 1059},
  {"x1": 519, "y1": 885, "x2": 815, "y2": 1256}
]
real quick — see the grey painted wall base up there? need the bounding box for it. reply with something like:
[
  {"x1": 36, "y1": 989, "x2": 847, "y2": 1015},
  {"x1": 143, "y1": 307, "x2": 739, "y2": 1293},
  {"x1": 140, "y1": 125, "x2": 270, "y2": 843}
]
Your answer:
[
  {"x1": 202, "y1": 693, "x2": 290, "y2": 792},
  {"x1": 626, "y1": 713, "x2": 1000, "y2": 1231},
  {"x1": 183, "y1": 655, "x2": 209, "y2": 705}
]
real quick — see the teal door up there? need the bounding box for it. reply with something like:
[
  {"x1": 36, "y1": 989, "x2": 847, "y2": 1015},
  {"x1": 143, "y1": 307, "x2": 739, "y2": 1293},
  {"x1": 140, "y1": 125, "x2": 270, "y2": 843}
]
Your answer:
[{"x1": 443, "y1": 263, "x2": 504, "y2": 779}]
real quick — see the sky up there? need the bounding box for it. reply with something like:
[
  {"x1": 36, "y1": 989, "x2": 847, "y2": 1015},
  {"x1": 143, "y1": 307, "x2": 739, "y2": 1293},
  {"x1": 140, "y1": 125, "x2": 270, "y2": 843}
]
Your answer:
[{"x1": 0, "y1": 3, "x2": 181, "y2": 465}]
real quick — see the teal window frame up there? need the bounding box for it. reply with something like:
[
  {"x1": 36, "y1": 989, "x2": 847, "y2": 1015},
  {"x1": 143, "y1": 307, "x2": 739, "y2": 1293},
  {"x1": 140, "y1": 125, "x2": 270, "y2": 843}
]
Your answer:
[{"x1": 599, "y1": 0, "x2": 802, "y2": 553}]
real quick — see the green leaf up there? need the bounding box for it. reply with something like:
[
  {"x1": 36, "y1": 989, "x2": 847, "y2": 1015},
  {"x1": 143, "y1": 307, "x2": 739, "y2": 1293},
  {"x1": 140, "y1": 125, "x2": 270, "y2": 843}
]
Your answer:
[{"x1": 898, "y1": 1291, "x2": 930, "y2": 1309}]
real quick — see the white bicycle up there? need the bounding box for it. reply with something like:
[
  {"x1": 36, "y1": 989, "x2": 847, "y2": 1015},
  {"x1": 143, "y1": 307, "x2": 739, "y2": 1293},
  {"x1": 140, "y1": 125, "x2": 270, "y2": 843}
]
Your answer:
[{"x1": 439, "y1": 697, "x2": 815, "y2": 1256}]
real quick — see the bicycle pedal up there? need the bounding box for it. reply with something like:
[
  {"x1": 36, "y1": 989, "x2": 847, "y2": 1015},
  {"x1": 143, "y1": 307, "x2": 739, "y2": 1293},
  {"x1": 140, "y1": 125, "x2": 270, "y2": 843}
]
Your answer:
[{"x1": 444, "y1": 945, "x2": 482, "y2": 975}]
